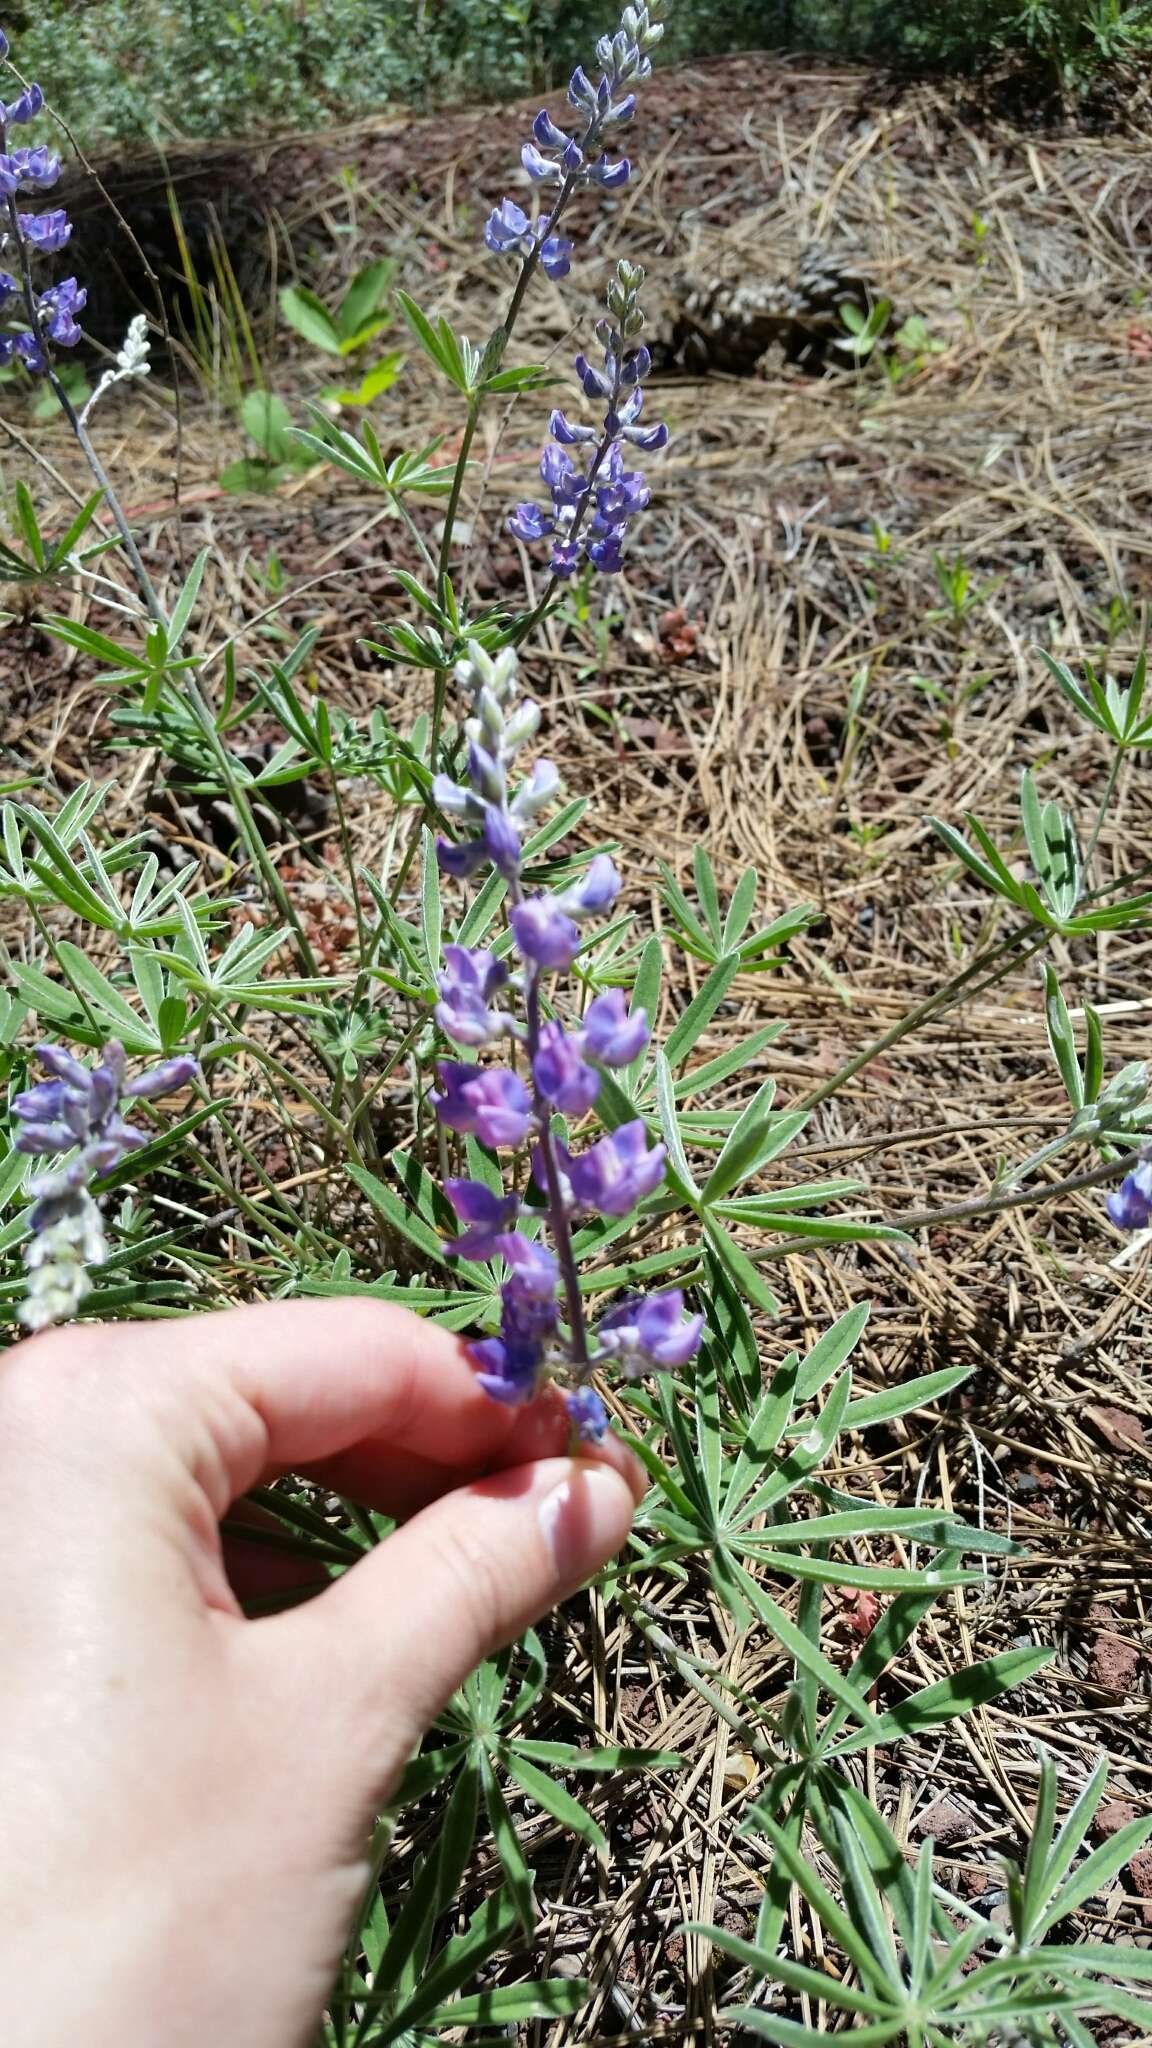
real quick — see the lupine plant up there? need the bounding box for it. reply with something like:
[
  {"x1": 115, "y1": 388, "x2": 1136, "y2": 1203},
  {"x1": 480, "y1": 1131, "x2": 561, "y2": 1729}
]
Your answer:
[{"x1": 1, "y1": 8, "x2": 1150, "y2": 2044}]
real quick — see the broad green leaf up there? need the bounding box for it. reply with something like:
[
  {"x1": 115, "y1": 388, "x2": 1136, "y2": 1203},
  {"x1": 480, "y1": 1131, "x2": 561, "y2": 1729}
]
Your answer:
[{"x1": 280, "y1": 284, "x2": 343, "y2": 353}]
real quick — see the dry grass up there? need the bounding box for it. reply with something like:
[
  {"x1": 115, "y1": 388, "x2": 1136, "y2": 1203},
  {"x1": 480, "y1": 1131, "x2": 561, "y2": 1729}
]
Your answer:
[{"x1": 3, "y1": 51, "x2": 1152, "y2": 2033}]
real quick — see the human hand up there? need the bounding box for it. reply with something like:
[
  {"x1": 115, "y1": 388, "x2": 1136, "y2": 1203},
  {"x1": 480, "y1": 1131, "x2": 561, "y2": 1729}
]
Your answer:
[{"x1": 0, "y1": 1300, "x2": 642, "y2": 2048}]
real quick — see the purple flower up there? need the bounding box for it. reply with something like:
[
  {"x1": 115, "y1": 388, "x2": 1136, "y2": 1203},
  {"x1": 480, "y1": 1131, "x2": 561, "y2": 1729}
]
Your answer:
[
  {"x1": 500, "y1": 1233, "x2": 560, "y2": 1299},
  {"x1": 539, "y1": 235, "x2": 574, "y2": 281},
  {"x1": 597, "y1": 1289, "x2": 704, "y2": 1375},
  {"x1": 11, "y1": 1040, "x2": 198, "y2": 1333},
  {"x1": 445, "y1": 1179, "x2": 521, "y2": 1257},
  {"x1": 0, "y1": 144, "x2": 59, "y2": 192},
  {"x1": 432, "y1": 1062, "x2": 534, "y2": 1149},
  {"x1": 436, "y1": 835, "x2": 489, "y2": 881},
  {"x1": 485, "y1": 196, "x2": 536, "y2": 257},
  {"x1": 17, "y1": 208, "x2": 71, "y2": 252},
  {"x1": 534, "y1": 1021, "x2": 600, "y2": 1116},
  {"x1": 553, "y1": 1119, "x2": 666, "y2": 1216},
  {"x1": 1106, "y1": 1158, "x2": 1152, "y2": 1231},
  {"x1": 549, "y1": 408, "x2": 598, "y2": 446},
  {"x1": 436, "y1": 945, "x2": 509, "y2": 1048},
  {"x1": 122, "y1": 1055, "x2": 198, "y2": 1100},
  {"x1": 469, "y1": 1335, "x2": 540, "y2": 1406},
  {"x1": 484, "y1": 195, "x2": 572, "y2": 281},
  {"x1": 0, "y1": 83, "x2": 44, "y2": 125},
  {"x1": 39, "y1": 276, "x2": 86, "y2": 348},
  {"x1": 558, "y1": 853, "x2": 620, "y2": 919},
  {"x1": 583, "y1": 989, "x2": 649, "y2": 1066},
  {"x1": 511, "y1": 894, "x2": 582, "y2": 970},
  {"x1": 566, "y1": 1386, "x2": 610, "y2": 1441},
  {"x1": 482, "y1": 805, "x2": 522, "y2": 878},
  {"x1": 509, "y1": 502, "x2": 554, "y2": 544}
]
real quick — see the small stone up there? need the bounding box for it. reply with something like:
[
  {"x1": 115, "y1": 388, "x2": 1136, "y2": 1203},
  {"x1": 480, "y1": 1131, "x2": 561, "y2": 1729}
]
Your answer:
[
  {"x1": 916, "y1": 1799, "x2": 976, "y2": 1846},
  {"x1": 1091, "y1": 1635, "x2": 1142, "y2": 1693},
  {"x1": 1095, "y1": 1800, "x2": 1140, "y2": 1839}
]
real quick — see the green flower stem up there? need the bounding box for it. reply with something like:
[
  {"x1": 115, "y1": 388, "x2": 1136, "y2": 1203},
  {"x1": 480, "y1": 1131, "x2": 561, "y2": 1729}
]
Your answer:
[
  {"x1": 884, "y1": 1148, "x2": 1134, "y2": 1232},
  {"x1": 1083, "y1": 746, "x2": 1123, "y2": 876}
]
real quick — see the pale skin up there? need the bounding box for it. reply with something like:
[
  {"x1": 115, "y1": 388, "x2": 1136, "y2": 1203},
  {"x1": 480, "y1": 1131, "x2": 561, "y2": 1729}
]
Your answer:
[{"x1": 0, "y1": 1299, "x2": 642, "y2": 2048}]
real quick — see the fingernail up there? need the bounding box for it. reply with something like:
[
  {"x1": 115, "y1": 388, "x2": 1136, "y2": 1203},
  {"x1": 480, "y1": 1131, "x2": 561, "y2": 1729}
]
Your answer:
[{"x1": 538, "y1": 1462, "x2": 631, "y2": 1585}]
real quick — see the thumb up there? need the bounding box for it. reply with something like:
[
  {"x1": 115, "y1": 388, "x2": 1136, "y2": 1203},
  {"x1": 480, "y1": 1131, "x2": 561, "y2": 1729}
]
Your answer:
[{"x1": 258, "y1": 1455, "x2": 636, "y2": 1788}]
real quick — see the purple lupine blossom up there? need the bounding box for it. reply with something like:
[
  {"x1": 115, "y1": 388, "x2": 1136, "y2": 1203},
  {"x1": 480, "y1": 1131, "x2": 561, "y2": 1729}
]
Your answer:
[
  {"x1": 558, "y1": 853, "x2": 621, "y2": 918},
  {"x1": 1106, "y1": 1155, "x2": 1152, "y2": 1231},
  {"x1": 551, "y1": 1119, "x2": 667, "y2": 1217},
  {"x1": 12, "y1": 1041, "x2": 197, "y2": 1333},
  {"x1": 508, "y1": 261, "x2": 667, "y2": 580},
  {"x1": 534, "y1": 1022, "x2": 600, "y2": 1116},
  {"x1": 565, "y1": 1386, "x2": 610, "y2": 1442},
  {"x1": 484, "y1": 197, "x2": 573, "y2": 281},
  {"x1": 483, "y1": 5, "x2": 664, "y2": 292},
  {"x1": 583, "y1": 989, "x2": 649, "y2": 1066},
  {"x1": 436, "y1": 945, "x2": 510, "y2": 1048},
  {"x1": 432, "y1": 1062, "x2": 533, "y2": 1149},
  {"x1": 0, "y1": 41, "x2": 84, "y2": 372},
  {"x1": 597, "y1": 1290, "x2": 706, "y2": 1375},
  {"x1": 445, "y1": 1179, "x2": 521, "y2": 1257},
  {"x1": 433, "y1": 639, "x2": 702, "y2": 1434},
  {"x1": 511, "y1": 894, "x2": 582, "y2": 970}
]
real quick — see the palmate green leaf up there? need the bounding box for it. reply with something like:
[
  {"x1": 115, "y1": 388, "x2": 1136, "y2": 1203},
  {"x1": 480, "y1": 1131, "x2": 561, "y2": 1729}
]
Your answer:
[
  {"x1": 736, "y1": 1368, "x2": 852, "y2": 1523},
  {"x1": 928, "y1": 814, "x2": 1021, "y2": 902},
  {"x1": 719, "y1": 1353, "x2": 799, "y2": 1519},
  {"x1": 693, "y1": 1924, "x2": 890, "y2": 2021},
  {"x1": 347, "y1": 1163, "x2": 448, "y2": 1265},
  {"x1": 673, "y1": 1022, "x2": 785, "y2": 1099},
  {"x1": 721, "y1": 864, "x2": 760, "y2": 953},
  {"x1": 716, "y1": 1206, "x2": 904, "y2": 1248},
  {"x1": 654, "y1": 1050, "x2": 699, "y2": 1199},
  {"x1": 733, "y1": 1559, "x2": 884, "y2": 1737},
  {"x1": 511, "y1": 1738, "x2": 682, "y2": 1772},
  {"x1": 339, "y1": 258, "x2": 398, "y2": 340},
  {"x1": 362, "y1": 1769, "x2": 479, "y2": 2023},
  {"x1": 702, "y1": 1248, "x2": 762, "y2": 1416},
  {"x1": 1043, "y1": 960, "x2": 1084, "y2": 1107},
  {"x1": 700, "y1": 1079, "x2": 777, "y2": 1203},
  {"x1": 420, "y1": 827, "x2": 442, "y2": 978},
  {"x1": 718, "y1": 2006, "x2": 904, "y2": 2046},
  {"x1": 355, "y1": 1885, "x2": 520, "y2": 2033},
  {"x1": 664, "y1": 953, "x2": 740, "y2": 1068},
  {"x1": 794, "y1": 1302, "x2": 870, "y2": 1401},
  {"x1": 501, "y1": 1747, "x2": 606, "y2": 1851},
  {"x1": 1030, "y1": 1811, "x2": 1152, "y2": 1944},
  {"x1": 418, "y1": 1978, "x2": 590, "y2": 2031},
  {"x1": 838, "y1": 1363, "x2": 970, "y2": 1430},
  {"x1": 703, "y1": 1215, "x2": 779, "y2": 1313},
  {"x1": 826, "y1": 1644, "x2": 1054, "y2": 1760},
  {"x1": 692, "y1": 844, "x2": 723, "y2": 942},
  {"x1": 479, "y1": 1750, "x2": 536, "y2": 1932}
]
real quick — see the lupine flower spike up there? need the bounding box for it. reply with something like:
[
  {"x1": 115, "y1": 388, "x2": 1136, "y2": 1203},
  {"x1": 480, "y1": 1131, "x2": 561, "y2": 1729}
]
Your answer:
[
  {"x1": 12, "y1": 1042, "x2": 197, "y2": 1332},
  {"x1": 483, "y1": 5, "x2": 664, "y2": 286},
  {"x1": 0, "y1": 29, "x2": 86, "y2": 370},
  {"x1": 433, "y1": 642, "x2": 702, "y2": 1443},
  {"x1": 510, "y1": 260, "x2": 667, "y2": 579}
]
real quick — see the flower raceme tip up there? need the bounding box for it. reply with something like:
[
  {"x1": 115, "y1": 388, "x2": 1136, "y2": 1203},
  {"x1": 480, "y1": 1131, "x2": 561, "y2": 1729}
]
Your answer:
[{"x1": 12, "y1": 1042, "x2": 197, "y2": 1333}]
